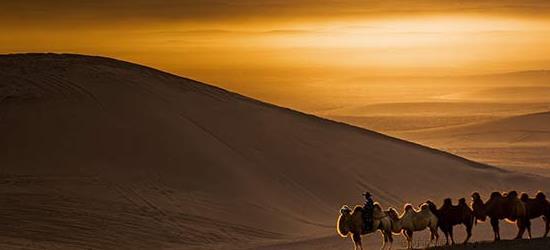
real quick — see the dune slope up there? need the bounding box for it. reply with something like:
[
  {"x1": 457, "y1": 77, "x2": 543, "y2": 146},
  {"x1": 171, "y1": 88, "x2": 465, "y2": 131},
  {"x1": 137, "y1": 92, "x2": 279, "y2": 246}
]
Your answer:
[{"x1": 0, "y1": 54, "x2": 548, "y2": 249}]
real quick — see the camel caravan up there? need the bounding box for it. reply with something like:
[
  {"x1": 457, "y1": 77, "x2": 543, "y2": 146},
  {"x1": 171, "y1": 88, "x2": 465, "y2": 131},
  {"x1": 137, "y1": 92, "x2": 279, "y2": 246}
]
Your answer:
[{"x1": 337, "y1": 191, "x2": 550, "y2": 250}]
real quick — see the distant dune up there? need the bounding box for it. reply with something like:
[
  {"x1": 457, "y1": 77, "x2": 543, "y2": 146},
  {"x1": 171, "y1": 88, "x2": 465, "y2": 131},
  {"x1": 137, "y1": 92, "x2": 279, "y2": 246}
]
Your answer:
[
  {"x1": 402, "y1": 112, "x2": 550, "y2": 176},
  {"x1": 1, "y1": 54, "x2": 548, "y2": 249},
  {"x1": 406, "y1": 111, "x2": 550, "y2": 142},
  {"x1": 439, "y1": 86, "x2": 550, "y2": 103},
  {"x1": 322, "y1": 102, "x2": 550, "y2": 117}
]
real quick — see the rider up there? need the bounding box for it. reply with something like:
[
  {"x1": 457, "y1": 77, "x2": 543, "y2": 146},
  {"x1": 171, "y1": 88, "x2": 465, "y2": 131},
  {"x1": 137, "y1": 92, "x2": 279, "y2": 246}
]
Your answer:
[{"x1": 362, "y1": 192, "x2": 375, "y2": 231}]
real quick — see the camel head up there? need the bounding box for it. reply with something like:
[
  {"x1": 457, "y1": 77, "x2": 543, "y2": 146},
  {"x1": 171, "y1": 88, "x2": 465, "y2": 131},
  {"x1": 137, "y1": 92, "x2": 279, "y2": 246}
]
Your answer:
[
  {"x1": 458, "y1": 198, "x2": 467, "y2": 207},
  {"x1": 387, "y1": 207, "x2": 402, "y2": 233},
  {"x1": 419, "y1": 203, "x2": 430, "y2": 211},
  {"x1": 520, "y1": 192, "x2": 529, "y2": 202},
  {"x1": 425, "y1": 200, "x2": 438, "y2": 214},
  {"x1": 337, "y1": 205, "x2": 352, "y2": 237},
  {"x1": 507, "y1": 191, "x2": 518, "y2": 199},
  {"x1": 443, "y1": 198, "x2": 453, "y2": 208},
  {"x1": 471, "y1": 192, "x2": 487, "y2": 222},
  {"x1": 373, "y1": 203, "x2": 382, "y2": 213},
  {"x1": 388, "y1": 207, "x2": 399, "y2": 220}
]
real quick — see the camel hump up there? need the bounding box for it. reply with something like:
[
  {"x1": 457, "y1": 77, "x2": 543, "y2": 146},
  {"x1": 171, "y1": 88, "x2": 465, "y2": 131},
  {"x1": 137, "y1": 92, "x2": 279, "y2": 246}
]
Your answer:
[
  {"x1": 458, "y1": 198, "x2": 466, "y2": 205},
  {"x1": 388, "y1": 207, "x2": 399, "y2": 219},
  {"x1": 404, "y1": 203, "x2": 414, "y2": 211},
  {"x1": 536, "y1": 191, "x2": 546, "y2": 201},
  {"x1": 490, "y1": 191, "x2": 502, "y2": 199},
  {"x1": 520, "y1": 193, "x2": 529, "y2": 202}
]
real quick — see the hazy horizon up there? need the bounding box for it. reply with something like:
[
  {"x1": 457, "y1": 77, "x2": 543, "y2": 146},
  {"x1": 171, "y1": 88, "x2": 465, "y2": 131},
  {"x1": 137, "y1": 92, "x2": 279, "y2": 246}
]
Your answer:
[{"x1": 2, "y1": 1, "x2": 550, "y2": 109}]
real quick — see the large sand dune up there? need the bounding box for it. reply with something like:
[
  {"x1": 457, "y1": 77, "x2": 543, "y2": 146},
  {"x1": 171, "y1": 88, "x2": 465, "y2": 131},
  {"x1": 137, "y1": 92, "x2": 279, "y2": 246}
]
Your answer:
[{"x1": 0, "y1": 54, "x2": 548, "y2": 249}]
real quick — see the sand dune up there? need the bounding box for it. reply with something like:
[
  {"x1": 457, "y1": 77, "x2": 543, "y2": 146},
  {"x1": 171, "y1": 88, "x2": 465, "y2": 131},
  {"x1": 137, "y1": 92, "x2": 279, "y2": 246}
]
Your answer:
[
  {"x1": 1, "y1": 54, "x2": 549, "y2": 249},
  {"x1": 428, "y1": 238, "x2": 550, "y2": 250},
  {"x1": 401, "y1": 112, "x2": 550, "y2": 176},
  {"x1": 439, "y1": 87, "x2": 550, "y2": 103},
  {"x1": 321, "y1": 102, "x2": 550, "y2": 117},
  {"x1": 323, "y1": 101, "x2": 550, "y2": 132},
  {"x1": 405, "y1": 111, "x2": 550, "y2": 142}
]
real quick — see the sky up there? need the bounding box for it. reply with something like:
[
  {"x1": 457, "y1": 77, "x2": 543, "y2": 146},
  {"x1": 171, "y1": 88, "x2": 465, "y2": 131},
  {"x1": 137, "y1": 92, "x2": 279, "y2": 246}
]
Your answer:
[{"x1": 2, "y1": 1, "x2": 550, "y2": 110}]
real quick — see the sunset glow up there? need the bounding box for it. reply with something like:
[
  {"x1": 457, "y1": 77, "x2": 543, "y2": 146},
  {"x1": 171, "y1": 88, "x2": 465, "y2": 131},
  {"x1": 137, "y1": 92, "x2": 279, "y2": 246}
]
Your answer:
[
  {"x1": 2, "y1": 1, "x2": 550, "y2": 109},
  {"x1": 3, "y1": 2, "x2": 550, "y2": 249}
]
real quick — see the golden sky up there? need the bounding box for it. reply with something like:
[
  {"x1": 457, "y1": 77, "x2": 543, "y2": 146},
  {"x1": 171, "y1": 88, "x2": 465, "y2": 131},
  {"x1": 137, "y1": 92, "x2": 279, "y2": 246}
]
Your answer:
[{"x1": 2, "y1": 1, "x2": 550, "y2": 108}]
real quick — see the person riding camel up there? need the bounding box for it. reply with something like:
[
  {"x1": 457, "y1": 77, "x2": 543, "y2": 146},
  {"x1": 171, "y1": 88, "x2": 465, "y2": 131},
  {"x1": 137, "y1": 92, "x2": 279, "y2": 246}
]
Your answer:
[{"x1": 362, "y1": 192, "x2": 375, "y2": 231}]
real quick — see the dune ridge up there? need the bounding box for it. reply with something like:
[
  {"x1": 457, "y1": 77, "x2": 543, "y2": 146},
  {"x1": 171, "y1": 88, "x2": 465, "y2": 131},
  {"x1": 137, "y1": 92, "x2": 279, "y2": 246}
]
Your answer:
[
  {"x1": 1, "y1": 53, "x2": 548, "y2": 249},
  {"x1": 400, "y1": 111, "x2": 550, "y2": 175}
]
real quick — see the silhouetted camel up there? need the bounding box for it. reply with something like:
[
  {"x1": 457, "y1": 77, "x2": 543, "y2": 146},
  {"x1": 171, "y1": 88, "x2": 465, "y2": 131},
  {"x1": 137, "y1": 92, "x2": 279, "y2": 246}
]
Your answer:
[
  {"x1": 426, "y1": 198, "x2": 474, "y2": 245},
  {"x1": 471, "y1": 191, "x2": 529, "y2": 241},
  {"x1": 521, "y1": 191, "x2": 550, "y2": 238},
  {"x1": 337, "y1": 204, "x2": 394, "y2": 250},
  {"x1": 387, "y1": 203, "x2": 439, "y2": 249}
]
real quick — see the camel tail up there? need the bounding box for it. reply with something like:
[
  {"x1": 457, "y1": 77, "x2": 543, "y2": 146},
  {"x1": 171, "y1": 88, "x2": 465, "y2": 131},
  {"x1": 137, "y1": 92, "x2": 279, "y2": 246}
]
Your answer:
[{"x1": 505, "y1": 218, "x2": 518, "y2": 224}]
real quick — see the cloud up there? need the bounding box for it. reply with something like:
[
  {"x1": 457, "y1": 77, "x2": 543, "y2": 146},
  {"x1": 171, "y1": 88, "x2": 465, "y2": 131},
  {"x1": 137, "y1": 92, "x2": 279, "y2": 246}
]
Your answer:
[{"x1": 2, "y1": 0, "x2": 550, "y2": 27}]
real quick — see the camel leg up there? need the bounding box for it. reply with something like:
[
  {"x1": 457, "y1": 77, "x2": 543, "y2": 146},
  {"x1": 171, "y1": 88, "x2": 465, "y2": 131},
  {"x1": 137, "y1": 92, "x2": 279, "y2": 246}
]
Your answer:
[
  {"x1": 428, "y1": 229, "x2": 435, "y2": 248},
  {"x1": 490, "y1": 217, "x2": 500, "y2": 241},
  {"x1": 408, "y1": 230, "x2": 414, "y2": 249},
  {"x1": 526, "y1": 218, "x2": 532, "y2": 239},
  {"x1": 404, "y1": 230, "x2": 413, "y2": 249},
  {"x1": 443, "y1": 229, "x2": 450, "y2": 246},
  {"x1": 381, "y1": 231, "x2": 388, "y2": 250},
  {"x1": 449, "y1": 226, "x2": 455, "y2": 245},
  {"x1": 382, "y1": 229, "x2": 393, "y2": 250},
  {"x1": 352, "y1": 233, "x2": 363, "y2": 250},
  {"x1": 544, "y1": 216, "x2": 549, "y2": 238},
  {"x1": 515, "y1": 218, "x2": 527, "y2": 240},
  {"x1": 431, "y1": 226, "x2": 439, "y2": 247},
  {"x1": 464, "y1": 221, "x2": 473, "y2": 244},
  {"x1": 403, "y1": 230, "x2": 409, "y2": 249},
  {"x1": 387, "y1": 231, "x2": 393, "y2": 250}
]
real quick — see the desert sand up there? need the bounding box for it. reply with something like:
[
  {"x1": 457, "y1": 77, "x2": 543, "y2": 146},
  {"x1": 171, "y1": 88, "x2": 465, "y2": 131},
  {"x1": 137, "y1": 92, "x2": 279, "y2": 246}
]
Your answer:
[
  {"x1": 318, "y1": 72, "x2": 550, "y2": 179},
  {"x1": 1, "y1": 54, "x2": 549, "y2": 249},
  {"x1": 399, "y1": 112, "x2": 550, "y2": 176},
  {"x1": 430, "y1": 238, "x2": 550, "y2": 250}
]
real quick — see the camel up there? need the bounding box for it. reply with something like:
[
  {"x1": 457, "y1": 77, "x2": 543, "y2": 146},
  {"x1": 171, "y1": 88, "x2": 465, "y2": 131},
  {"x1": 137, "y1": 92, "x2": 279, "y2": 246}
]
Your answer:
[
  {"x1": 520, "y1": 191, "x2": 550, "y2": 238},
  {"x1": 387, "y1": 203, "x2": 439, "y2": 249},
  {"x1": 426, "y1": 198, "x2": 474, "y2": 245},
  {"x1": 337, "y1": 203, "x2": 394, "y2": 250},
  {"x1": 471, "y1": 191, "x2": 529, "y2": 241}
]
